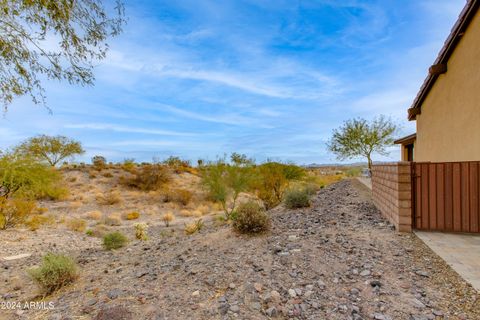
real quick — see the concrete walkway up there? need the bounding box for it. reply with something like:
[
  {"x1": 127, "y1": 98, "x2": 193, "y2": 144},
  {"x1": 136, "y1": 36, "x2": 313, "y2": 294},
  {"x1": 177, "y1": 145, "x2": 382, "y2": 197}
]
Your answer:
[
  {"x1": 415, "y1": 231, "x2": 480, "y2": 292},
  {"x1": 356, "y1": 177, "x2": 372, "y2": 190}
]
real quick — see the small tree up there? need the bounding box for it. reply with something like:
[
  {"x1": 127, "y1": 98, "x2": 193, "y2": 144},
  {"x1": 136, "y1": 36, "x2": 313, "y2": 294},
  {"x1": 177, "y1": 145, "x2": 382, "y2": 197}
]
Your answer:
[
  {"x1": 0, "y1": 153, "x2": 62, "y2": 229},
  {"x1": 327, "y1": 116, "x2": 398, "y2": 170},
  {"x1": 16, "y1": 135, "x2": 84, "y2": 166},
  {"x1": 253, "y1": 162, "x2": 305, "y2": 210},
  {"x1": 201, "y1": 156, "x2": 254, "y2": 219},
  {"x1": 0, "y1": 0, "x2": 125, "y2": 111}
]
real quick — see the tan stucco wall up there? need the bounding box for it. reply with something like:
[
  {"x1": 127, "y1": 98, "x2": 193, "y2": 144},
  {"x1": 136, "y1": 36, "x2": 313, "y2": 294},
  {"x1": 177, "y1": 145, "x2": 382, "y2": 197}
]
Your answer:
[{"x1": 415, "y1": 12, "x2": 480, "y2": 162}]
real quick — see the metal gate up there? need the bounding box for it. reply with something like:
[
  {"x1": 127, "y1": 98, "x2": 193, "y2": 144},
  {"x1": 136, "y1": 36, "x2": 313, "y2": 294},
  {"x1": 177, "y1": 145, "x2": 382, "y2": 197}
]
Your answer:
[{"x1": 413, "y1": 162, "x2": 480, "y2": 233}]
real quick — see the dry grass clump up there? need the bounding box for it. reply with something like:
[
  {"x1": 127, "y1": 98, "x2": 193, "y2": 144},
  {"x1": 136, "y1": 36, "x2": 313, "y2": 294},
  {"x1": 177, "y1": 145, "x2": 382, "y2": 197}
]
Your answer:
[
  {"x1": 28, "y1": 253, "x2": 78, "y2": 295},
  {"x1": 96, "y1": 190, "x2": 122, "y2": 205},
  {"x1": 184, "y1": 219, "x2": 204, "y2": 235},
  {"x1": 66, "y1": 218, "x2": 87, "y2": 232},
  {"x1": 178, "y1": 209, "x2": 200, "y2": 217},
  {"x1": 196, "y1": 204, "x2": 211, "y2": 215},
  {"x1": 69, "y1": 201, "x2": 82, "y2": 210},
  {"x1": 84, "y1": 210, "x2": 102, "y2": 220},
  {"x1": 161, "y1": 212, "x2": 175, "y2": 227},
  {"x1": 91, "y1": 224, "x2": 109, "y2": 237},
  {"x1": 102, "y1": 172, "x2": 113, "y2": 178},
  {"x1": 104, "y1": 214, "x2": 122, "y2": 226},
  {"x1": 25, "y1": 214, "x2": 55, "y2": 231},
  {"x1": 124, "y1": 211, "x2": 140, "y2": 220},
  {"x1": 232, "y1": 201, "x2": 270, "y2": 234}
]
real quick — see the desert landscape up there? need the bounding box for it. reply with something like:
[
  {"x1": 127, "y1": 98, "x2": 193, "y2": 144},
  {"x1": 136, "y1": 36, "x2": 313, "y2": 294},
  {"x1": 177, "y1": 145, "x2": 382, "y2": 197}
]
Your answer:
[
  {"x1": 1, "y1": 156, "x2": 479, "y2": 320},
  {"x1": 2, "y1": 0, "x2": 480, "y2": 319}
]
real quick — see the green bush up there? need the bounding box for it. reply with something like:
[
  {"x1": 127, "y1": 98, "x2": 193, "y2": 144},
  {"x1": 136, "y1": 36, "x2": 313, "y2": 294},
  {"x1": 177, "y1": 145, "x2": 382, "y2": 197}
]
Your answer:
[
  {"x1": 232, "y1": 201, "x2": 270, "y2": 234},
  {"x1": 28, "y1": 253, "x2": 78, "y2": 294},
  {"x1": 0, "y1": 153, "x2": 65, "y2": 229},
  {"x1": 201, "y1": 157, "x2": 254, "y2": 218},
  {"x1": 253, "y1": 162, "x2": 305, "y2": 210},
  {"x1": 103, "y1": 232, "x2": 128, "y2": 250},
  {"x1": 284, "y1": 188, "x2": 311, "y2": 209}
]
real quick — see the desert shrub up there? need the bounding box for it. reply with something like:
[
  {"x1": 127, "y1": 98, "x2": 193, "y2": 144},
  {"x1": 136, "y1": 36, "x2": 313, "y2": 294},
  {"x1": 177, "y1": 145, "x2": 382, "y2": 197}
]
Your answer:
[
  {"x1": 85, "y1": 229, "x2": 94, "y2": 236},
  {"x1": 253, "y1": 162, "x2": 305, "y2": 210},
  {"x1": 161, "y1": 212, "x2": 174, "y2": 227},
  {"x1": 102, "y1": 172, "x2": 113, "y2": 178},
  {"x1": 89, "y1": 172, "x2": 97, "y2": 179},
  {"x1": 124, "y1": 211, "x2": 140, "y2": 220},
  {"x1": 0, "y1": 198, "x2": 36, "y2": 230},
  {"x1": 200, "y1": 156, "x2": 254, "y2": 218},
  {"x1": 26, "y1": 214, "x2": 55, "y2": 231},
  {"x1": 134, "y1": 223, "x2": 148, "y2": 240},
  {"x1": 304, "y1": 183, "x2": 321, "y2": 195},
  {"x1": 0, "y1": 153, "x2": 66, "y2": 229},
  {"x1": 96, "y1": 190, "x2": 122, "y2": 205},
  {"x1": 103, "y1": 232, "x2": 128, "y2": 250},
  {"x1": 163, "y1": 156, "x2": 191, "y2": 174},
  {"x1": 28, "y1": 253, "x2": 78, "y2": 294},
  {"x1": 345, "y1": 167, "x2": 362, "y2": 177},
  {"x1": 66, "y1": 218, "x2": 87, "y2": 232},
  {"x1": 284, "y1": 188, "x2": 311, "y2": 209},
  {"x1": 92, "y1": 155, "x2": 107, "y2": 170},
  {"x1": 84, "y1": 210, "x2": 102, "y2": 220},
  {"x1": 184, "y1": 219, "x2": 204, "y2": 235},
  {"x1": 104, "y1": 214, "x2": 122, "y2": 226},
  {"x1": 121, "y1": 163, "x2": 170, "y2": 191},
  {"x1": 232, "y1": 201, "x2": 270, "y2": 234},
  {"x1": 162, "y1": 188, "x2": 192, "y2": 206},
  {"x1": 121, "y1": 159, "x2": 136, "y2": 173}
]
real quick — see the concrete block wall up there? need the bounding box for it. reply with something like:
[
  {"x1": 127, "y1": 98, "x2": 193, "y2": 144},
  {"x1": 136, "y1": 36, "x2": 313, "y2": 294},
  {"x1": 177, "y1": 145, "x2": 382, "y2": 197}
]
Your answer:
[{"x1": 371, "y1": 162, "x2": 412, "y2": 232}]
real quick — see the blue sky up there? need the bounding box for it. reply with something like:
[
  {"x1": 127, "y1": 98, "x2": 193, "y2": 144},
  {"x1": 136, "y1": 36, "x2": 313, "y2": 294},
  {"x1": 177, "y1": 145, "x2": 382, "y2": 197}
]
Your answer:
[{"x1": 0, "y1": 0, "x2": 465, "y2": 164}]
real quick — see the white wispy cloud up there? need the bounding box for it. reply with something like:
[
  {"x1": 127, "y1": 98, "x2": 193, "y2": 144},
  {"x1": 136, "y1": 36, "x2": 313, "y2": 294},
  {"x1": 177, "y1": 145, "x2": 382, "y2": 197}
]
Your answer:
[{"x1": 64, "y1": 123, "x2": 195, "y2": 136}]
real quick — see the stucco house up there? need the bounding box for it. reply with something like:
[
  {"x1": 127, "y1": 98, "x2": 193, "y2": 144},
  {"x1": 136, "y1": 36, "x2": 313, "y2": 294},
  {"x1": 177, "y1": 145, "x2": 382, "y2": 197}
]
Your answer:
[
  {"x1": 371, "y1": 1, "x2": 480, "y2": 235},
  {"x1": 395, "y1": 0, "x2": 479, "y2": 162}
]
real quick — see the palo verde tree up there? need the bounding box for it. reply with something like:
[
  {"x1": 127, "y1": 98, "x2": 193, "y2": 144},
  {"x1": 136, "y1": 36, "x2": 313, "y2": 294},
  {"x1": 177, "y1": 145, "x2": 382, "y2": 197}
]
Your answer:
[
  {"x1": 0, "y1": 0, "x2": 126, "y2": 111},
  {"x1": 16, "y1": 135, "x2": 84, "y2": 166},
  {"x1": 327, "y1": 116, "x2": 398, "y2": 170},
  {"x1": 0, "y1": 152, "x2": 62, "y2": 229},
  {"x1": 200, "y1": 154, "x2": 255, "y2": 219}
]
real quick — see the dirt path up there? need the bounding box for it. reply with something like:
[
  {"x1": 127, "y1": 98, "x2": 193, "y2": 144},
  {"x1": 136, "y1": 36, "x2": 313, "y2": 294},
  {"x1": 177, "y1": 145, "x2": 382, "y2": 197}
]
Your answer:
[{"x1": 1, "y1": 179, "x2": 479, "y2": 319}]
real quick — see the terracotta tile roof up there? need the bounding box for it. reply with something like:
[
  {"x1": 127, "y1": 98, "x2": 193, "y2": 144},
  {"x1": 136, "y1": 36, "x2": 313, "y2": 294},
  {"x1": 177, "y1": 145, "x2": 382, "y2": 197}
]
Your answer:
[{"x1": 408, "y1": 0, "x2": 479, "y2": 120}]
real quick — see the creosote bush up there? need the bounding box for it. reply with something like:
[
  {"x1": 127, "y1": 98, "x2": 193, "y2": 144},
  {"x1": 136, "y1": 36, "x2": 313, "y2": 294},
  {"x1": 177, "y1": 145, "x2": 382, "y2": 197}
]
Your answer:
[
  {"x1": 121, "y1": 163, "x2": 170, "y2": 191},
  {"x1": 162, "y1": 188, "x2": 193, "y2": 206},
  {"x1": 103, "y1": 232, "x2": 128, "y2": 250},
  {"x1": 232, "y1": 201, "x2": 270, "y2": 234},
  {"x1": 28, "y1": 253, "x2": 78, "y2": 295},
  {"x1": 92, "y1": 155, "x2": 107, "y2": 170},
  {"x1": 284, "y1": 188, "x2": 311, "y2": 209}
]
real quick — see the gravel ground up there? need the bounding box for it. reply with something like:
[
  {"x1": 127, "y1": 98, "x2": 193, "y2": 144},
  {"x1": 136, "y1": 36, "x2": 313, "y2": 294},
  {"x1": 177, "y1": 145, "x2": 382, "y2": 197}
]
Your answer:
[{"x1": 1, "y1": 179, "x2": 478, "y2": 320}]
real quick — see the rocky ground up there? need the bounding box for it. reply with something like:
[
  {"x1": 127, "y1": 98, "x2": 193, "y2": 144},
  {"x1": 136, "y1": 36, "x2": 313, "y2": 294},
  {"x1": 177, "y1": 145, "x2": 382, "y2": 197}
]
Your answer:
[{"x1": 1, "y1": 179, "x2": 479, "y2": 320}]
